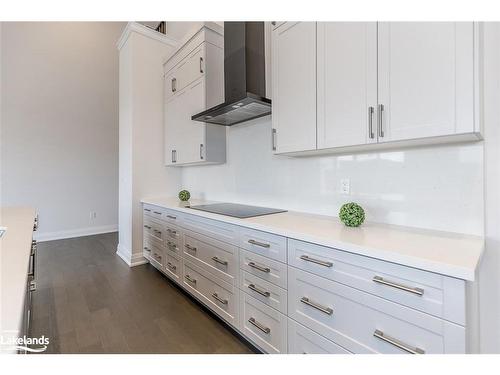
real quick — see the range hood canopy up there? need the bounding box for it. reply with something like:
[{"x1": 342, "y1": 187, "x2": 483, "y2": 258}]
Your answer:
[{"x1": 192, "y1": 22, "x2": 271, "y2": 126}]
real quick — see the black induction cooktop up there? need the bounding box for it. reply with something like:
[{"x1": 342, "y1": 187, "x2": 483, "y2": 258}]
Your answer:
[{"x1": 189, "y1": 203, "x2": 287, "y2": 218}]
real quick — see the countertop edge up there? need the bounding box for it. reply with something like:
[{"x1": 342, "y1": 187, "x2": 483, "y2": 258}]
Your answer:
[{"x1": 141, "y1": 198, "x2": 483, "y2": 281}]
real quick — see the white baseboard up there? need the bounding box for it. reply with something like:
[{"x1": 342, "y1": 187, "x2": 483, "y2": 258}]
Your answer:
[
  {"x1": 116, "y1": 243, "x2": 149, "y2": 267},
  {"x1": 34, "y1": 224, "x2": 118, "y2": 242}
]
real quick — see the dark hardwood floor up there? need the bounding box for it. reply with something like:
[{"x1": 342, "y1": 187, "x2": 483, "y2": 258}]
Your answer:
[{"x1": 31, "y1": 232, "x2": 255, "y2": 354}]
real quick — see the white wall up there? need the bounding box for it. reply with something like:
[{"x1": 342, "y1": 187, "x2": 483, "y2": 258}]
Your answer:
[
  {"x1": 117, "y1": 25, "x2": 181, "y2": 266},
  {"x1": 479, "y1": 22, "x2": 500, "y2": 353},
  {"x1": 182, "y1": 119, "x2": 484, "y2": 235},
  {"x1": 0, "y1": 22, "x2": 125, "y2": 240}
]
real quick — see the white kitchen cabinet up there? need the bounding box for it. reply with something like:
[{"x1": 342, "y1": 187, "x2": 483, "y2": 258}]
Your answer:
[
  {"x1": 164, "y1": 24, "x2": 226, "y2": 166},
  {"x1": 271, "y1": 22, "x2": 317, "y2": 153},
  {"x1": 272, "y1": 22, "x2": 481, "y2": 156},
  {"x1": 377, "y1": 22, "x2": 477, "y2": 142},
  {"x1": 317, "y1": 22, "x2": 378, "y2": 149}
]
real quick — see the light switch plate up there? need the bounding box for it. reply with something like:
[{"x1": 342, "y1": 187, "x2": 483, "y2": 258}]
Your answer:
[{"x1": 341, "y1": 179, "x2": 350, "y2": 194}]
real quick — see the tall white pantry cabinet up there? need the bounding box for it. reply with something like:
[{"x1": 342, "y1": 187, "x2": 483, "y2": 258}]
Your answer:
[
  {"x1": 164, "y1": 24, "x2": 226, "y2": 166},
  {"x1": 271, "y1": 22, "x2": 482, "y2": 154}
]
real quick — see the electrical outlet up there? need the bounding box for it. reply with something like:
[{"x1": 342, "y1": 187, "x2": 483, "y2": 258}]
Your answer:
[
  {"x1": 341, "y1": 179, "x2": 350, "y2": 194},
  {"x1": 90, "y1": 211, "x2": 97, "y2": 220}
]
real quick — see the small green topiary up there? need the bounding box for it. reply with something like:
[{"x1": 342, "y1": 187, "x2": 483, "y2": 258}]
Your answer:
[
  {"x1": 339, "y1": 202, "x2": 365, "y2": 227},
  {"x1": 178, "y1": 189, "x2": 191, "y2": 202}
]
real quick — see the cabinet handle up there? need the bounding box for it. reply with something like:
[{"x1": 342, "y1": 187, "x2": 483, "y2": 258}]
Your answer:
[
  {"x1": 378, "y1": 104, "x2": 385, "y2": 138},
  {"x1": 185, "y1": 275, "x2": 197, "y2": 284},
  {"x1": 271, "y1": 21, "x2": 277, "y2": 26},
  {"x1": 248, "y1": 239, "x2": 270, "y2": 248},
  {"x1": 248, "y1": 262, "x2": 270, "y2": 273},
  {"x1": 200, "y1": 144, "x2": 204, "y2": 160},
  {"x1": 211, "y1": 292, "x2": 228, "y2": 305},
  {"x1": 300, "y1": 297, "x2": 333, "y2": 315},
  {"x1": 248, "y1": 283, "x2": 270, "y2": 297},
  {"x1": 272, "y1": 128, "x2": 277, "y2": 151},
  {"x1": 166, "y1": 215, "x2": 177, "y2": 220},
  {"x1": 368, "y1": 106, "x2": 375, "y2": 139},
  {"x1": 171, "y1": 77, "x2": 177, "y2": 92},
  {"x1": 373, "y1": 329, "x2": 425, "y2": 354},
  {"x1": 144, "y1": 208, "x2": 151, "y2": 212},
  {"x1": 29, "y1": 280, "x2": 37, "y2": 292},
  {"x1": 144, "y1": 225, "x2": 152, "y2": 229},
  {"x1": 248, "y1": 317, "x2": 270, "y2": 334},
  {"x1": 185, "y1": 244, "x2": 197, "y2": 252},
  {"x1": 143, "y1": 246, "x2": 151, "y2": 252},
  {"x1": 153, "y1": 211, "x2": 162, "y2": 215},
  {"x1": 172, "y1": 150, "x2": 177, "y2": 163},
  {"x1": 211, "y1": 256, "x2": 228, "y2": 266},
  {"x1": 299, "y1": 255, "x2": 333, "y2": 268},
  {"x1": 372, "y1": 276, "x2": 424, "y2": 296},
  {"x1": 153, "y1": 229, "x2": 162, "y2": 234},
  {"x1": 200, "y1": 57, "x2": 204, "y2": 73},
  {"x1": 167, "y1": 241, "x2": 178, "y2": 251},
  {"x1": 167, "y1": 262, "x2": 177, "y2": 271},
  {"x1": 167, "y1": 228, "x2": 177, "y2": 236}
]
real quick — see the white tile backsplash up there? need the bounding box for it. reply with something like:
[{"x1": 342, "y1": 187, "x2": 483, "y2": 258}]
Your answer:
[{"x1": 181, "y1": 117, "x2": 484, "y2": 235}]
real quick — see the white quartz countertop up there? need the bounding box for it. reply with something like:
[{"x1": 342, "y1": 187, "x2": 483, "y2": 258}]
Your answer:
[
  {"x1": 142, "y1": 197, "x2": 484, "y2": 281},
  {"x1": 0, "y1": 207, "x2": 36, "y2": 345}
]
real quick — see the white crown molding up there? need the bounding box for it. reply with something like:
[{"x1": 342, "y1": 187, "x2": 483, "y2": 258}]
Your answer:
[
  {"x1": 116, "y1": 243, "x2": 149, "y2": 267},
  {"x1": 117, "y1": 22, "x2": 179, "y2": 50},
  {"x1": 34, "y1": 224, "x2": 118, "y2": 242}
]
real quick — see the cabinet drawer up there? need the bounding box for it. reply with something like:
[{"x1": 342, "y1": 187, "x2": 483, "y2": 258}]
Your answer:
[
  {"x1": 182, "y1": 213, "x2": 239, "y2": 246},
  {"x1": 165, "y1": 253, "x2": 182, "y2": 284},
  {"x1": 164, "y1": 222, "x2": 182, "y2": 247},
  {"x1": 240, "y1": 292, "x2": 287, "y2": 354},
  {"x1": 288, "y1": 319, "x2": 351, "y2": 354},
  {"x1": 288, "y1": 239, "x2": 465, "y2": 325},
  {"x1": 150, "y1": 243, "x2": 164, "y2": 270},
  {"x1": 183, "y1": 260, "x2": 238, "y2": 327},
  {"x1": 183, "y1": 231, "x2": 239, "y2": 286},
  {"x1": 240, "y1": 228, "x2": 287, "y2": 263},
  {"x1": 143, "y1": 218, "x2": 165, "y2": 244},
  {"x1": 239, "y1": 249, "x2": 287, "y2": 289},
  {"x1": 240, "y1": 270, "x2": 287, "y2": 314},
  {"x1": 143, "y1": 238, "x2": 153, "y2": 260},
  {"x1": 288, "y1": 267, "x2": 465, "y2": 354}
]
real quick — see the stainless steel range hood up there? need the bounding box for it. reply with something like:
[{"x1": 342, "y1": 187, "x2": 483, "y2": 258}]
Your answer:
[{"x1": 191, "y1": 22, "x2": 271, "y2": 126}]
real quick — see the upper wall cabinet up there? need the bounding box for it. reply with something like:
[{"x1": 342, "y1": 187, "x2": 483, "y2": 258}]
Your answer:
[
  {"x1": 271, "y1": 22, "x2": 317, "y2": 153},
  {"x1": 271, "y1": 22, "x2": 482, "y2": 156},
  {"x1": 317, "y1": 22, "x2": 378, "y2": 149},
  {"x1": 164, "y1": 24, "x2": 226, "y2": 166},
  {"x1": 377, "y1": 22, "x2": 476, "y2": 142}
]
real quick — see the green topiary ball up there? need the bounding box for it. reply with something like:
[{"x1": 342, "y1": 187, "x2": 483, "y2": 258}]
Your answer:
[
  {"x1": 178, "y1": 190, "x2": 191, "y2": 202},
  {"x1": 339, "y1": 202, "x2": 365, "y2": 227}
]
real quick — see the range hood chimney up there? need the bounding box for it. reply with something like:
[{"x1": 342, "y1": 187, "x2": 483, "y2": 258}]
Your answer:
[{"x1": 191, "y1": 22, "x2": 271, "y2": 126}]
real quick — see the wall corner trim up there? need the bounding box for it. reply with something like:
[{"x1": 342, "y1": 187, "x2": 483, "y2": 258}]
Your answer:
[{"x1": 117, "y1": 22, "x2": 179, "y2": 50}]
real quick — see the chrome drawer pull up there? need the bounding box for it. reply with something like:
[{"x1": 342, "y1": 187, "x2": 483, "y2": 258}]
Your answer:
[
  {"x1": 144, "y1": 225, "x2": 152, "y2": 229},
  {"x1": 166, "y1": 215, "x2": 177, "y2": 220},
  {"x1": 167, "y1": 262, "x2": 176, "y2": 271},
  {"x1": 143, "y1": 246, "x2": 151, "y2": 252},
  {"x1": 211, "y1": 292, "x2": 228, "y2": 305},
  {"x1": 248, "y1": 262, "x2": 270, "y2": 273},
  {"x1": 248, "y1": 239, "x2": 270, "y2": 248},
  {"x1": 144, "y1": 208, "x2": 151, "y2": 212},
  {"x1": 248, "y1": 284, "x2": 270, "y2": 297},
  {"x1": 167, "y1": 229, "x2": 177, "y2": 235},
  {"x1": 167, "y1": 241, "x2": 178, "y2": 250},
  {"x1": 153, "y1": 229, "x2": 162, "y2": 235},
  {"x1": 373, "y1": 329, "x2": 425, "y2": 354},
  {"x1": 300, "y1": 255, "x2": 333, "y2": 268},
  {"x1": 185, "y1": 244, "x2": 197, "y2": 252},
  {"x1": 248, "y1": 317, "x2": 270, "y2": 334},
  {"x1": 153, "y1": 211, "x2": 162, "y2": 215},
  {"x1": 300, "y1": 297, "x2": 333, "y2": 315},
  {"x1": 185, "y1": 275, "x2": 197, "y2": 284},
  {"x1": 212, "y1": 256, "x2": 228, "y2": 266},
  {"x1": 372, "y1": 276, "x2": 424, "y2": 296}
]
